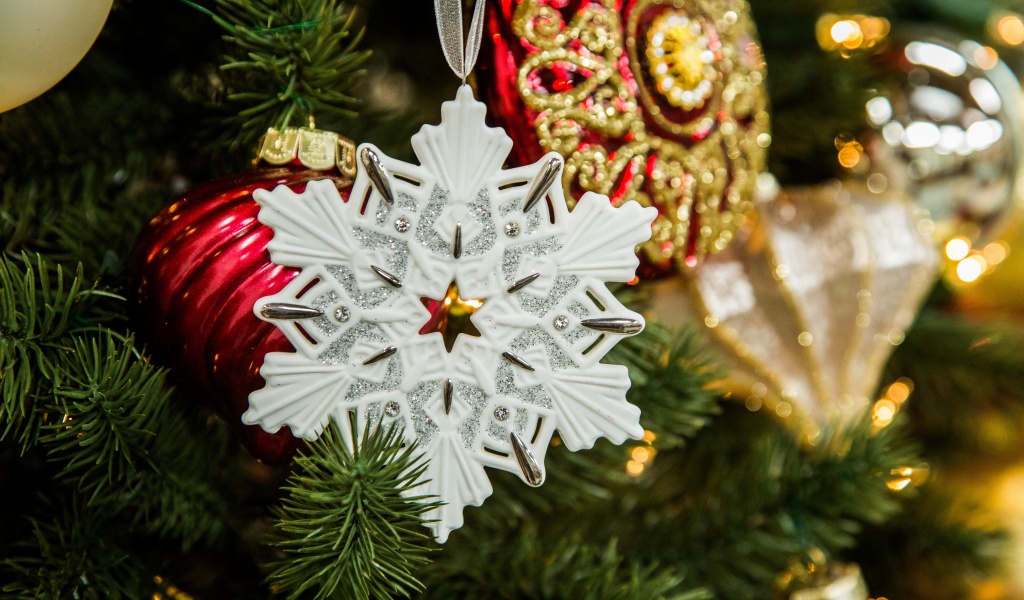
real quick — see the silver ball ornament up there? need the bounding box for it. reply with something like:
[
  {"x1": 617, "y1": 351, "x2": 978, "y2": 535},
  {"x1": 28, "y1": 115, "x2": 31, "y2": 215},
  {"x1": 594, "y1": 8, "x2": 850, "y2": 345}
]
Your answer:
[{"x1": 859, "y1": 28, "x2": 1024, "y2": 250}]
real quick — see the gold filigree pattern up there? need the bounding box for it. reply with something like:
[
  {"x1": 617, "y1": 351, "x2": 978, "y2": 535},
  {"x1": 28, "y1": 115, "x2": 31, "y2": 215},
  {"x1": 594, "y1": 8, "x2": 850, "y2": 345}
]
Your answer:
[
  {"x1": 646, "y1": 12, "x2": 715, "y2": 110},
  {"x1": 510, "y1": 0, "x2": 770, "y2": 269}
]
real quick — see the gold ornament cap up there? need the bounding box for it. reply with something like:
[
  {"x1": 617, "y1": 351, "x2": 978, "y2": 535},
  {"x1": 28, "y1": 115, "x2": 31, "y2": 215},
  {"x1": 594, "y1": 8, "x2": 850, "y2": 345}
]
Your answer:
[{"x1": 256, "y1": 126, "x2": 357, "y2": 180}]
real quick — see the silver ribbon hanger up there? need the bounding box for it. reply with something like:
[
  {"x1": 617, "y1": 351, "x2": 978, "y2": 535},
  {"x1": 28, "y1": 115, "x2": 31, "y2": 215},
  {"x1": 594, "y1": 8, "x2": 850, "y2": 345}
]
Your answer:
[{"x1": 435, "y1": 0, "x2": 487, "y2": 82}]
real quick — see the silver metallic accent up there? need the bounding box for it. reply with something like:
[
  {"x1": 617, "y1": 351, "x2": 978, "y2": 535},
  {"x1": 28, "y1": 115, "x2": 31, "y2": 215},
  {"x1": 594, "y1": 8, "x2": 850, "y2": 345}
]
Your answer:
[
  {"x1": 493, "y1": 406, "x2": 509, "y2": 421},
  {"x1": 522, "y1": 156, "x2": 562, "y2": 213},
  {"x1": 371, "y1": 265, "x2": 403, "y2": 288},
  {"x1": 581, "y1": 318, "x2": 644, "y2": 334},
  {"x1": 510, "y1": 431, "x2": 543, "y2": 486},
  {"x1": 362, "y1": 346, "x2": 397, "y2": 365},
  {"x1": 507, "y1": 272, "x2": 540, "y2": 294},
  {"x1": 453, "y1": 222, "x2": 462, "y2": 259},
  {"x1": 553, "y1": 315, "x2": 569, "y2": 330},
  {"x1": 443, "y1": 379, "x2": 454, "y2": 415},
  {"x1": 334, "y1": 306, "x2": 351, "y2": 322},
  {"x1": 502, "y1": 351, "x2": 535, "y2": 371},
  {"x1": 394, "y1": 216, "x2": 410, "y2": 232},
  {"x1": 260, "y1": 303, "x2": 324, "y2": 320},
  {"x1": 504, "y1": 221, "x2": 520, "y2": 237},
  {"x1": 360, "y1": 147, "x2": 394, "y2": 204},
  {"x1": 384, "y1": 401, "x2": 401, "y2": 417}
]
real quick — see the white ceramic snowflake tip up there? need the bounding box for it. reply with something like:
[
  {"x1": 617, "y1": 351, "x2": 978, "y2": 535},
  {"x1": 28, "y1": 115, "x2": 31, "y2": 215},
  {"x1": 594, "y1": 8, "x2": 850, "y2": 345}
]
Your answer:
[{"x1": 245, "y1": 85, "x2": 656, "y2": 542}]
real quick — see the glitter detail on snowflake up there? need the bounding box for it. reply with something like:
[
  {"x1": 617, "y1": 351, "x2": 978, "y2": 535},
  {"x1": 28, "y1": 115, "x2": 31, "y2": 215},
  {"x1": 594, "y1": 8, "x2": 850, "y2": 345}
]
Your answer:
[{"x1": 245, "y1": 85, "x2": 656, "y2": 542}]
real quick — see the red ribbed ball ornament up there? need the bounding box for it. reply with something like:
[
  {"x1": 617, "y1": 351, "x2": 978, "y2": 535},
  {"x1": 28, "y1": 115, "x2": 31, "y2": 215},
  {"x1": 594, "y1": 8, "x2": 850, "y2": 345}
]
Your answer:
[{"x1": 128, "y1": 128, "x2": 356, "y2": 464}]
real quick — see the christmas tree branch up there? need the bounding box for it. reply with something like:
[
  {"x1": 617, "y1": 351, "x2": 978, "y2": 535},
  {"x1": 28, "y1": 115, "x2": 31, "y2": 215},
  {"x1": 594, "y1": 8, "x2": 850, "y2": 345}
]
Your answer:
[
  {"x1": 0, "y1": 89, "x2": 185, "y2": 275},
  {"x1": 613, "y1": 323, "x2": 723, "y2": 449},
  {"x1": 0, "y1": 255, "x2": 97, "y2": 449},
  {"x1": 195, "y1": 0, "x2": 371, "y2": 150},
  {"x1": 0, "y1": 252, "x2": 244, "y2": 592},
  {"x1": 884, "y1": 308, "x2": 1024, "y2": 458},
  {"x1": 851, "y1": 489, "x2": 1009, "y2": 599},
  {"x1": 41, "y1": 333, "x2": 168, "y2": 500},
  {"x1": 2, "y1": 494, "x2": 158, "y2": 600},
  {"x1": 420, "y1": 530, "x2": 710, "y2": 600},
  {"x1": 265, "y1": 421, "x2": 437, "y2": 600},
  {"x1": 607, "y1": 407, "x2": 918, "y2": 600},
  {"x1": 120, "y1": 402, "x2": 239, "y2": 552}
]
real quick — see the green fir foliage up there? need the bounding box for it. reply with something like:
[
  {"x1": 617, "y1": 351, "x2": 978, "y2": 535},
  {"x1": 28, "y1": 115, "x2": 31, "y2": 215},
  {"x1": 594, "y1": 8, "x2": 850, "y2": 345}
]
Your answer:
[
  {"x1": 3, "y1": 495, "x2": 156, "y2": 600},
  {"x1": 750, "y1": 0, "x2": 889, "y2": 182},
  {"x1": 886, "y1": 308, "x2": 1024, "y2": 457},
  {"x1": 43, "y1": 334, "x2": 168, "y2": 499},
  {"x1": 609, "y1": 408, "x2": 919, "y2": 599},
  {"x1": 201, "y1": 0, "x2": 370, "y2": 149},
  {"x1": 266, "y1": 422, "x2": 437, "y2": 600},
  {"x1": 120, "y1": 405, "x2": 237, "y2": 551},
  {"x1": 0, "y1": 255, "x2": 95, "y2": 448},
  {"x1": 420, "y1": 532, "x2": 708, "y2": 600},
  {"x1": 850, "y1": 490, "x2": 1009, "y2": 599},
  {"x1": 0, "y1": 253, "x2": 242, "y2": 595},
  {"x1": 613, "y1": 323, "x2": 723, "y2": 449}
]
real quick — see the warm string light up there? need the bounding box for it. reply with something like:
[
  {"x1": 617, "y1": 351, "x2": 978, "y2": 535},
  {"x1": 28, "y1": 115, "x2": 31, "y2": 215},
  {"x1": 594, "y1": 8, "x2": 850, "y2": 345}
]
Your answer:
[
  {"x1": 887, "y1": 464, "x2": 930, "y2": 491},
  {"x1": 871, "y1": 379, "x2": 930, "y2": 490},
  {"x1": 886, "y1": 466, "x2": 915, "y2": 491},
  {"x1": 872, "y1": 377, "x2": 913, "y2": 429},
  {"x1": 626, "y1": 430, "x2": 657, "y2": 477},
  {"x1": 990, "y1": 12, "x2": 1024, "y2": 46},
  {"x1": 153, "y1": 576, "x2": 192, "y2": 600},
  {"x1": 831, "y1": 134, "x2": 864, "y2": 170},
  {"x1": 816, "y1": 14, "x2": 890, "y2": 55},
  {"x1": 943, "y1": 237, "x2": 1009, "y2": 285}
]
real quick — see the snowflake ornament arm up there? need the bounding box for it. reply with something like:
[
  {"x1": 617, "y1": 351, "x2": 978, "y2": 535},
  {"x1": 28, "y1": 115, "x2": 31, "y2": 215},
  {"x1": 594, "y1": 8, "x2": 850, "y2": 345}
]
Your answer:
[{"x1": 245, "y1": 85, "x2": 656, "y2": 542}]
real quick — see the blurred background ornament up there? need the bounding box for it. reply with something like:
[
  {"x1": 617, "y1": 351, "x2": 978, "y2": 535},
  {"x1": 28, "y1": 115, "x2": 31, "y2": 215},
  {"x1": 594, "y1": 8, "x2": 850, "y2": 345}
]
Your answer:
[
  {"x1": 849, "y1": 27, "x2": 1024, "y2": 286},
  {"x1": 0, "y1": 0, "x2": 114, "y2": 113},
  {"x1": 787, "y1": 563, "x2": 869, "y2": 600},
  {"x1": 478, "y1": 0, "x2": 771, "y2": 275},
  {"x1": 129, "y1": 127, "x2": 356, "y2": 464},
  {"x1": 651, "y1": 179, "x2": 938, "y2": 428}
]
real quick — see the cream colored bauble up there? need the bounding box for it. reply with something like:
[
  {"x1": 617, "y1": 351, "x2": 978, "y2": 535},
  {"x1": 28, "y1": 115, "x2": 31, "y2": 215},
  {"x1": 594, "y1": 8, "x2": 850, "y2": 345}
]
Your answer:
[{"x1": 0, "y1": 0, "x2": 114, "y2": 113}]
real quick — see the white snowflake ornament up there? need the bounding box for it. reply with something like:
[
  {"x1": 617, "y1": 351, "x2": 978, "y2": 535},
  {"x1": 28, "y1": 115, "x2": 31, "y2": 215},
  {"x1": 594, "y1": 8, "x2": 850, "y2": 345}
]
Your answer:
[{"x1": 245, "y1": 85, "x2": 656, "y2": 542}]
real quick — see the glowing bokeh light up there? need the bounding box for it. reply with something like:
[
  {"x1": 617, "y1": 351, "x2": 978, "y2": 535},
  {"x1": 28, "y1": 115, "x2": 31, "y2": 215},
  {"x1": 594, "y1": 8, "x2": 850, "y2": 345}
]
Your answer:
[{"x1": 945, "y1": 237, "x2": 970, "y2": 261}]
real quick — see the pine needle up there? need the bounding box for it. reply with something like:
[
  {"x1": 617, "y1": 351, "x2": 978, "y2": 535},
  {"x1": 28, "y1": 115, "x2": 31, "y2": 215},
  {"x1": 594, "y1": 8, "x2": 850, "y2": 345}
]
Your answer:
[
  {"x1": 41, "y1": 333, "x2": 170, "y2": 501},
  {"x1": 200, "y1": 0, "x2": 371, "y2": 150},
  {"x1": 0, "y1": 255, "x2": 94, "y2": 449},
  {"x1": 266, "y1": 421, "x2": 438, "y2": 600}
]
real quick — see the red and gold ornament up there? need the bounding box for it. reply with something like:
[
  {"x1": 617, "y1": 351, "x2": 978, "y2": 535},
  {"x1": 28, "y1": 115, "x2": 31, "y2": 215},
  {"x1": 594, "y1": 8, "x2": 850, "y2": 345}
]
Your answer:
[
  {"x1": 128, "y1": 127, "x2": 356, "y2": 463},
  {"x1": 478, "y1": 0, "x2": 771, "y2": 273}
]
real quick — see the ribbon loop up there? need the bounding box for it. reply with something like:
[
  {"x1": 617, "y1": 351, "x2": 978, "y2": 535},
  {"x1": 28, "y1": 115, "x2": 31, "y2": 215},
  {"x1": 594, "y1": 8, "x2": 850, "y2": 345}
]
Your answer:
[{"x1": 435, "y1": 0, "x2": 486, "y2": 82}]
